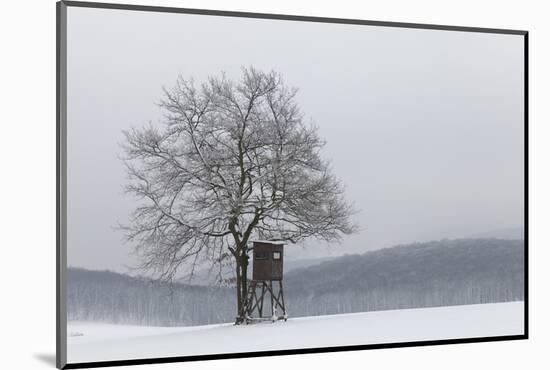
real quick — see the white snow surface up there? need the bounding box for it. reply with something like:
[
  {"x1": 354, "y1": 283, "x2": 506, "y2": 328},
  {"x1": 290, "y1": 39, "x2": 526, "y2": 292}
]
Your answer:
[{"x1": 67, "y1": 302, "x2": 524, "y2": 364}]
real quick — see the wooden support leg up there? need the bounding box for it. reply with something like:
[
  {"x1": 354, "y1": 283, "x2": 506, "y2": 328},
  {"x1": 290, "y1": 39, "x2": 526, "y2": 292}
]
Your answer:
[
  {"x1": 258, "y1": 282, "x2": 265, "y2": 317},
  {"x1": 270, "y1": 281, "x2": 275, "y2": 320},
  {"x1": 279, "y1": 280, "x2": 287, "y2": 320}
]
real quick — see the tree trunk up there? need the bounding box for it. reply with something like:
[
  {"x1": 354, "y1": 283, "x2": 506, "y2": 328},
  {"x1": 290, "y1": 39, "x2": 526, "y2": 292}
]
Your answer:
[
  {"x1": 241, "y1": 245, "x2": 249, "y2": 319},
  {"x1": 235, "y1": 256, "x2": 243, "y2": 324},
  {"x1": 234, "y1": 245, "x2": 250, "y2": 325}
]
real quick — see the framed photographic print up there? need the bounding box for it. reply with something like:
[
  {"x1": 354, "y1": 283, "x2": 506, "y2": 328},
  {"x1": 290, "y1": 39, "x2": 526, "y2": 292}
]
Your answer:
[{"x1": 56, "y1": 1, "x2": 528, "y2": 368}]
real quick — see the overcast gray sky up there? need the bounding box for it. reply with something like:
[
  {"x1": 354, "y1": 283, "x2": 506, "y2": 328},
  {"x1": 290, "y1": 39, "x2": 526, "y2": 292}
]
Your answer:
[{"x1": 66, "y1": 7, "x2": 524, "y2": 272}]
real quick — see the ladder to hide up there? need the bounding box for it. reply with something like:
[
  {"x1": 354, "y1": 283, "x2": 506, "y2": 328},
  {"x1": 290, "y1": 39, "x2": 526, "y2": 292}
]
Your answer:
[{"x1": 244, "y1": 279, "x2": 287, "y2": 323}]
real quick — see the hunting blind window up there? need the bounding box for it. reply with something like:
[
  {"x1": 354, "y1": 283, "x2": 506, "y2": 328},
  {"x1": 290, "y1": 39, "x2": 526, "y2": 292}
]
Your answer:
[{"x1": 255, "y1": 251, "x2": 268, "y2": 260}]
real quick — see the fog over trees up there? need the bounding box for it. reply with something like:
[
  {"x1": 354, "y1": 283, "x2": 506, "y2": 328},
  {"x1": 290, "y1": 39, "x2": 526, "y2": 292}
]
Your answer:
[
  {"x1": 68, "y1": 238, "x2": 524, "y2": 326},
  {"x1": 64, "y1": 10, "x2": 525, "y2": 334}
]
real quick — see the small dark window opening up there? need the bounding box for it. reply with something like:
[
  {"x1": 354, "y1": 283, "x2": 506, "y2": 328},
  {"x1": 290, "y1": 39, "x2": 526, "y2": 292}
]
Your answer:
[
  {"x1": 273, "y1": 251, "x2": 281, "y2": 260},
  {"x1": 255, "y1": 251, "x2": 268, "y2": 260}
]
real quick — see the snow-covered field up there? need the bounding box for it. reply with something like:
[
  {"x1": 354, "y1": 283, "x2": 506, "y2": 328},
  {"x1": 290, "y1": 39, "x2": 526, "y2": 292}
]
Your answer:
[{"x1": 67, "y1": 302, "x2": 524, "y2": 364}]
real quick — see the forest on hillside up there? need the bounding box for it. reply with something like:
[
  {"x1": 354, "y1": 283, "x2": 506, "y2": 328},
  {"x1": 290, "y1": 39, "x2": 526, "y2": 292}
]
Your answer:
[{"x1": 67, "y1": 238, "x2": 524, "y2": 326}]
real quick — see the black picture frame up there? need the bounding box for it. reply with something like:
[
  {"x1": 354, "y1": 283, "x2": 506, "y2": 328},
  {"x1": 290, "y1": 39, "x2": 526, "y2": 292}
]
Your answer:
[{"x1": 56, "y1": 1, "x2": 528, "y2": 369}]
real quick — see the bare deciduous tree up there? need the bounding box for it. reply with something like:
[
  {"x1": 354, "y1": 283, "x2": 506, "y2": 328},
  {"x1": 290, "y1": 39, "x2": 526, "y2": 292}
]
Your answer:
[{"x1": 121, "y1": 67, "x2": 357, "y2": 323}]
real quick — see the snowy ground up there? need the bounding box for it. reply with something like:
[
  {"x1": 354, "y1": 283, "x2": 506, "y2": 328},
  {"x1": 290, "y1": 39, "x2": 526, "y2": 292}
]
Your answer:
[{"x1": 67, "y1": 302, "x2": 524, "y2": 364}]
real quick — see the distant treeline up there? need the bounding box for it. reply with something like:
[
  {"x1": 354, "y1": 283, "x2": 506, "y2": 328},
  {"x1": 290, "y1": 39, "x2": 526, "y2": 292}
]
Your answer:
[
  {"x1": 67, "y1": 269, "x2": 235, "y2": 326},
  {"x1": 284, "y1": 238, "x2": 524, "y2": 316},
  {"x1": 67, "y1": 238, "x2": 524, "y2": 326}
]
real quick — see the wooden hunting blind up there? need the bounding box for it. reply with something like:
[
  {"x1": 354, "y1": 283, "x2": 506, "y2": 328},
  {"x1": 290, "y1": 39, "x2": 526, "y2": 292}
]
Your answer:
[
  {"x1": 252, "y1": 241, "x2": 284, "y2": 281},
  {"x1": 244, "y1": 241, "x2": 287, "y2": 323}
]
